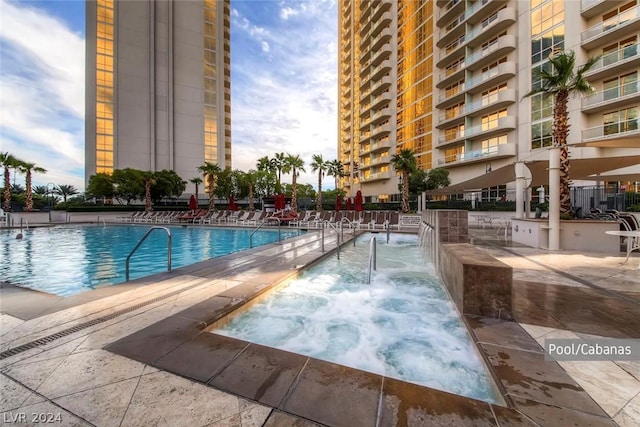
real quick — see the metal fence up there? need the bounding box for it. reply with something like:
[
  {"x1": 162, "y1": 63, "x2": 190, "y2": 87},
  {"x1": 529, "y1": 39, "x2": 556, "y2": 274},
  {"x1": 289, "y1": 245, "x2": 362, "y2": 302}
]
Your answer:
[{"x1": 571, "y1": 186, "x2": 640, "y2": 212}]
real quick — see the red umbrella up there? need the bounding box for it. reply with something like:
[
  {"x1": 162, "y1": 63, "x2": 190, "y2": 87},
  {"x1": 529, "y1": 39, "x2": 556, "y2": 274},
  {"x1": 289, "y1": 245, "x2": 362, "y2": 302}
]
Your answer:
[
  {"x1": 336, "y1": 194, "x2": 342, "y2": 211},
  {"x1": 189, "y1": 194, "x2": 197, "y2": 211},
  {"x1": 345, "y1": 197, "x2": 352, "y2": 210},
  {"x1": 228, "y1": 195, "x2": 238, "y2": 211},
  {"x1": 279, "y1": 193, "x2": 286, "y2": 210},
  {"x1": 355, "y1": 190, "x2": 363, "y2": 212}
]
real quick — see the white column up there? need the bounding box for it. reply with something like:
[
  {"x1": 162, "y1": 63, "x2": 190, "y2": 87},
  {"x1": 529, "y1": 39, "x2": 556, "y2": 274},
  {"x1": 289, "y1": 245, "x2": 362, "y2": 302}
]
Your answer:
[
  {"x1": 548, "y1": 147, "x2": 561, "y2": 251},
  {"x1": 421, "y1": 191, "x2": 426, "y2": 212},
  {"x1": 515, "y1": 162, "x2": 525, "y2": 219}
]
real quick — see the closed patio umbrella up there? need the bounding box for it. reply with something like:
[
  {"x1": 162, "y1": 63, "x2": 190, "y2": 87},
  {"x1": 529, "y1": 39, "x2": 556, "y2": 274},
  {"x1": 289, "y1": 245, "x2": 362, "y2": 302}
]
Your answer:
[
  {"x1": 336, "y1": 194, "x2": 342, "y2": 211},
  {"x1": 345, "y1": 197, "x2": 352, "y2": 210},
  {"x1": 355, "y1": 190, "x2": 363, "y2": 212},
  {"x1": 189, "y1": 194, "x2": 197, "y2": 211}
]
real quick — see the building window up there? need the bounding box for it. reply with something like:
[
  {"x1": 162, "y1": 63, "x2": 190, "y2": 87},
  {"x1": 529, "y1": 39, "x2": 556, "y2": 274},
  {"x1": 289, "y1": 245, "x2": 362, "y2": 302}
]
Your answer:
[
  {"x1": 603, "y1": 72, "x2": 637, "y2": 100},
  {"x1": 481, "y1": 109, "x2": 507, "y2": 131},
  {"x1": 95, "y1": 0, "x2": 115, "y2": 174},
  {"x1": 604, "y1": 107, "x2": 638, "y2": 135},
  {"x1": 531, "y1": 121, "x2": 552, "y2": 149},
  {"x1": 481, "y1": 134, "x2": 507, "y2": 154},
  {"x1": 481, "y1": 83, "x2": 507, "y2": 106}
]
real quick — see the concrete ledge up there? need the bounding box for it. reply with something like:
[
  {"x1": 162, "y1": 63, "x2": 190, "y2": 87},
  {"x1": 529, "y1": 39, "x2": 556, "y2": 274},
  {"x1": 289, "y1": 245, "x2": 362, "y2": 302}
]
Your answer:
[{"x1": 438, "y1": 243, "x2": 513, "y2": 320}]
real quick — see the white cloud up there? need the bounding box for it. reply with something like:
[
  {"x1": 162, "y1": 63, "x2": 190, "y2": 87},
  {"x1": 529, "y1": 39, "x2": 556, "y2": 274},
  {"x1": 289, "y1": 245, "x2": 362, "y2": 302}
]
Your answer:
[
  {"x1": 261, "y1": 41, "x2": 270, "y2": 53},
  {"x1": 231, "y1": 1, "x2": 338, "y2": 188},
  {"x1": 0, "y1": 0, "x2": 85, "y2": 190},
  {"x1": 280, "y1": 7, "x2": 299, "y2": 20}
]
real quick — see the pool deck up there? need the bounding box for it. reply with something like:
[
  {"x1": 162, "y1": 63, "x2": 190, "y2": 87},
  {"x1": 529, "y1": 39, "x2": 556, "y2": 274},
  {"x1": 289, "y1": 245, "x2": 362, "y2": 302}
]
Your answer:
[{"x1": 0, "y1": 225, "x2": 638, "y2": 426}]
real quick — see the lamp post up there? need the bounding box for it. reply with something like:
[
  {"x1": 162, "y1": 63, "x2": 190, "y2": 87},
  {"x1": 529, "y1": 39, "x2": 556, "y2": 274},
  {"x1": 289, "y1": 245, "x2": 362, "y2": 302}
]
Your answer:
[{"x1": 47, "y1": 182, "x2": 55, "y2": 209}]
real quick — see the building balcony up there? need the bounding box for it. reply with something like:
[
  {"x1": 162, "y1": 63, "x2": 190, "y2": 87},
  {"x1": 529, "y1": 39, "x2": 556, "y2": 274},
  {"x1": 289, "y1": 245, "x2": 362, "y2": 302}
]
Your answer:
[
  {"x1": 371, "y1": 43, "x2": 391, "y2": 67},
  {"x1": 360, "y1": 103, "x2": 371, "y2": 117},
  {"x1": 360, "y1": 138, "x2": 391, "y2": 156},
  {"x1": 371, "y1": 11, "x2": 392, "y2": 37},
  {"x1": 359, "y1": 3, "x2": 371, "y2": 23},
  {"x1": 359, "y1": 131, "x2": 372, "y2": 145},
  {"x1": 370, "y1": 91, "x2": 391, "y2": 109},
  {"x1": 465, "y1": 89, "x2": 516, "y2": 118},
  {"x1": 437, "y1": 13, "x2": 467, "y2": 48},
  {"x1": 360, "y1": 170, "x2": 391, "y2": 183},
  {"x1": 437, "y1": 142, "x2": 516, "y2": 168},
  {"x1": 465, "y1": 61, "x2": 516, "y2": 94},
  {"x1": 371, "y1": 75, "x2": 392, "y2": 95},
  {"x1": 581, "y1": 0, "x2": 624, "y2": 19},
  {"x1": 371, "y1": 123, "x2": 391, "y2": 138},
  {"x1": 369, "y1": 155, "x2": 390, "y2": 167},
  {"x1": 581, "y1": 82, "x2": 640, "y2": 113},
  {"x1": 582, "y1": 119, "x2": 639, "y2": 144},
  {"x1": 371, "y1": 107, "x2": 391, "y2": 125},
  {"x1": 436, "y1": 0, "x2": 464, "y2": 27},
  {"x1": 437, "y1": 35, "x2": 466, "y2": 67},
  {"x1": 342, "y1": 37, "x2": 351, "y2": 53},
  {"x1": 372, "y1": 0, "x2": 392, "y2": 21},
  {"x1": 465, "y1": 116, "x2": 516, "y2": 141},
  {"x1": 465, "y1": 7, "x2": 516, "y2": 49},
  {"x1": 359, "y1": 22, "x2": 372, "y2": 48},
  {"x1": 372, "y1": 27, "x2": 392, "y2": 51},
  {"x1": 466, "y1": 34, "x2": 516, "y2": 71},
  {"x1": 437, "y1": 108, "x2": 466, "y2": 129},
  {"x1": 584, "y1": 43, "x2": 640, "y2": 81},
  {"x1": 359, "y1": 49, "x2": 371, "y2": 65},
  {"x1": 436, "y1": 62, "x2": 466, "y2": 89},
  {"x1": 371, "y1": 59, "x2": 392, "y2": 81},
  {"x1": 581, "y1": 5, "x2": 640, "y2": 50},
  {"x1": 436, "y1": 85, "x2": 466, "y2": 109},
  {"x1": 437, "y1": 129, "x2": 466, "y2": 147},
  {"x1": 359, "y1": 115, "x2": 371, "y2": 130}
]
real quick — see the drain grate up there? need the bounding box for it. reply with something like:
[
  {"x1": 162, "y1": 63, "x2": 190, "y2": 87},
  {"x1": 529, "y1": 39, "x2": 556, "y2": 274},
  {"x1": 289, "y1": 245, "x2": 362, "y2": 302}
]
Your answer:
[{"x1": 0, "y1": 286, "x2": 191, "y2": 360}]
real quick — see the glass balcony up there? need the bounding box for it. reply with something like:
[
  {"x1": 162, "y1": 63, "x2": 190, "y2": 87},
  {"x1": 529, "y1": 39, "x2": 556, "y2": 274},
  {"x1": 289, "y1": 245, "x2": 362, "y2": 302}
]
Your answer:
[
  {"x1": 466, "y1": 35, "x2": 516, "y2": 70},
  {"x1": 582, "y1": 81, "x2": 639, "y2": 111},
  {"x1": 581, "y1": 5, "x2": 640, "y2": 48},
  {"x1": 582, "y1": 118, "x2": 639, "y2": 141},
  {"x1": 437, "y1": 142, "x2": 516, "y2": 166},
  {"x1": 586, "y1": 43, "x2": 639, "y2": 80}
]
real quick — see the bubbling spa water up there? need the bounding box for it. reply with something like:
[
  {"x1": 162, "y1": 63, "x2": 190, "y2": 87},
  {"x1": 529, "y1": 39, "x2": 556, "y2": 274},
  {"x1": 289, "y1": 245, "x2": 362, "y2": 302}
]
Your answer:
[
  {"x1": 213, "y1": 233, "x2": 499, "y2": 403},
  {"x1": 212, "y1": 234, "x2": 499, "y2": 403}
]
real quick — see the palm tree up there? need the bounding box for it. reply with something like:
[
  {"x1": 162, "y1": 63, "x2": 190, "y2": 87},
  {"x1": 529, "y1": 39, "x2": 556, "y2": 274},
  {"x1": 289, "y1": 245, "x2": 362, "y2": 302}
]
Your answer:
[
  {"x1": 54, "y1": 184, "x2": 79, "y2": 203},
  {"x1": 256, "y1": 156, "x2": 275, "y2": 173},
  {"x1": 197, "y1": 162, "x2": 222, "y2": 212},
  {"x1": 310, "y1": 154, "x2": 327, "y2": 211},
  {"x1": 326, "y1": 159, "x2": 344, "y2": 190},
  {"x1": 245, "y1": 170, "x2": 257, "y2": 211},
  {"x1": 142, "y1": 172, "x2": 155, "y2": 212},
  {"x1": 524, "y1": 50, "x2": 599, "y2": 216},
  {"x1": 18, "y1": 161, "x2": 47, "y2": 211},
  {"x1": 272, "y1": 152, "x2": 286, "y2": 192},
  {"x1": 0, "y1": 152, "x2": 22, "y2": 212},
  {"x1": 285, "y1": 154, "x2": 305, "y2": 213},
  {"x1": 33, "y1": 185, "x2": 48, "y2": 196},
  {"x1": 391, "y1": 149, "x2": 417, "y2": 213},
  {"x1": 189, "y1": 177, "x2": 203, "y2": 204}
]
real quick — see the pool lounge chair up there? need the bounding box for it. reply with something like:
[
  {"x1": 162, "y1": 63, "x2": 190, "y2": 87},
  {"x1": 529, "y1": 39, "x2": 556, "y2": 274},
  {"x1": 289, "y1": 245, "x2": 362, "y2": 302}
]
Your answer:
[
  {"x1": 387, "y1": 212, "x2": 400, "y2": 230},
  {"x1": 370, "y1": 211, "x2": 387, "y2": 230},
  {"x1": 289, "y1": 210, "x2": 312, "y2": 227},
  {"x1": 245, "y1": 211, "x2": 267, "y2": 227},
  {"x1": 237, "y1": 211, "x2": 256, "y2": 226}
]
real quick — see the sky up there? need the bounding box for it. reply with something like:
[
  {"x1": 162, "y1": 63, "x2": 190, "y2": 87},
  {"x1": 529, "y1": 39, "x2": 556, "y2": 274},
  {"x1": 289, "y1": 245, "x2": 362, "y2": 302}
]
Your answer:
[{"x1": 0, "y1": 0, "x2": 338, "y2": 191}]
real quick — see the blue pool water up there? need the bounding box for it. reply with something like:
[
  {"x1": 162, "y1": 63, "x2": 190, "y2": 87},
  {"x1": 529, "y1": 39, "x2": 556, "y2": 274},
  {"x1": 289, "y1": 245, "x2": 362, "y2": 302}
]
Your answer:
[
  {"x1": 213, "y1": 233, "x2": 499, "y2": 404},
  {"x1": 0, "y1": 225, "x2": 301, "y2": 296}
]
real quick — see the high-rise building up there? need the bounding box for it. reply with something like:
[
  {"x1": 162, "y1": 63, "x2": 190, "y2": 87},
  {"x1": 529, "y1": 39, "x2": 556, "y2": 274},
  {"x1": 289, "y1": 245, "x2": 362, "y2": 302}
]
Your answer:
[
  {"x1": 85, "y1": 0, "x2": 231, "y2": 193},
  {"x1": 339, "y1": 0, "x2": 639, "y2": 203}
]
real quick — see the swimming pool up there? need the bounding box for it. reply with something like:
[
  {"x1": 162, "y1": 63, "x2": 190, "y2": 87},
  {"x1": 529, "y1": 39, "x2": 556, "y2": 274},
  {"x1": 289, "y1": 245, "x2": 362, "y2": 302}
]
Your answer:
[
  {"x1": 0, "y1": 225, "x2": 301, "y2": 296},
  {"x1": 212, "y1": 233, "x2": 499, "y2": 404}
]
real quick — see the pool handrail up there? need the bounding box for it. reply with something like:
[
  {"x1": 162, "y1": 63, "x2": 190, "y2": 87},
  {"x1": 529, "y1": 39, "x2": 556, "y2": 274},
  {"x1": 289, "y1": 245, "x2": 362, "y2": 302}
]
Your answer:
[
  {"x1": 367, "y1": 236, "x2": 377, "y2": 284},
  {"x1": 125, "y1": 226, "x2": 172, "y2": 281},
  {"x1": 321, "y1": 220, "x2": 340, "y2": 259},
  {"x1": 249, "y1": 217, "x2": 282, "y2": 248}
]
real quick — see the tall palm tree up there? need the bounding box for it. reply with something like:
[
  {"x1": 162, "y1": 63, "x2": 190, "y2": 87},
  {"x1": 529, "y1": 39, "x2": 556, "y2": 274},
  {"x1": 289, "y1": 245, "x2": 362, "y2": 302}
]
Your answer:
[
  {"x1": 54, "y1": 184, "x2": 79, "y2": 203},
  {"x1": 17, "y1": 162, "x2": 47, "y2": 212},
  {"x1": 391, "y1": 149, "x2": 417, "y2": 213},
  {"x1": 33, "y1": 185, "x2": 48, "y2": 196},
  {"x1": 272, "y1": 152, "x2": 286, "y2": 192},
  {"x1": 285, "y1": 154, "x2": 305, "y2": 213},
  {"x1": 142, "y1": 172, "x2": 155, "y2": 212},
  {"x1": 189, "y1": 177, "x2": 203, "y2": 204},
  {"x1": 245, "y1": 170, "x2": 257, "y2": 211},
  {"x1": 0, "y1": 152, "x2": 22, "y2": 212},
  {"x1": 197, "y1": 162, "x2": 222, "y2": 212},
  {"x1": 524, "y1": 50, "x2": 599, "y2": 216},
  {"x1": 310, "y1": 154, "x2": 327, "y2": 211},
  {"x1": 326, "y1": 159, "x2": 344, "y2": 190}
]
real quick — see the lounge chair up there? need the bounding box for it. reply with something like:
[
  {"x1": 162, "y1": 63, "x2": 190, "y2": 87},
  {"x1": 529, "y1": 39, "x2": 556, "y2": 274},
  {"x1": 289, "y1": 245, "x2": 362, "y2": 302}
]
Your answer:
[
  {"x1": 245, "y1": 211, "x2": 267, "y2": 227},
  {"x1": 387, "y1": 212, "x2": 400, "y2": 230},
  {"x1": 370, "y1": 211, "x2": 387, "y2": 230},
  {"x1": 237, "y1": 211, "x2": 256, "y2": 226}
]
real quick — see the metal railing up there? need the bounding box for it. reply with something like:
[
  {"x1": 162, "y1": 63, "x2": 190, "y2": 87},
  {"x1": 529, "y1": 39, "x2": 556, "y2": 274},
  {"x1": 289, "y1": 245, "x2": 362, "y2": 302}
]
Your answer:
[
  {"x1": 339, "y1": 217, "x2": 357, "y2": 245},
  {"x1": 249, "y1": 217, "x2": 282, "y2": 248},
  {"x1": 321, "y1": 220, "x2": 341, "y2": 259},
  {"x1": 367, "y1": 236, "x2": 377, "y2": 284},
  {"x1": 126, "y1": 226, "x2": 172, "y2": 281}
]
